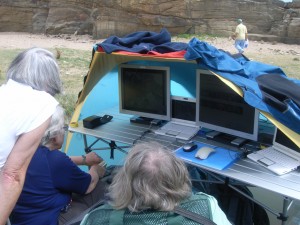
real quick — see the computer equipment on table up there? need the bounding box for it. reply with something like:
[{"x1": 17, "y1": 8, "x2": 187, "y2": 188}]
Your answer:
[
  {"x1": 196, "y1": 70, "x2": 259, "y2": 146},
  {"x1": 175, "y1": 141, "x2": 240, "y2": 170},
  {"x1": 118, "y1": 64, "x2": 171, "y2": 125},
  {"x1": 82, "y1": 114, "x2": 113, "y2": 129},
  {"x1": 155, "y1": 96, "x2": 200, "y2": 140},
  {"x1": 247, "y1": 128, "x2": 300, "y2": 175},
  {"x1": 195, "y1": 146, "x2": 216, "y2": 160},
  {"x1": 182, "y1": 141, "x2": 198, "y2": 152},
  {"x1": 99, "y1": 115, "x2": 113, "y2": 125}
]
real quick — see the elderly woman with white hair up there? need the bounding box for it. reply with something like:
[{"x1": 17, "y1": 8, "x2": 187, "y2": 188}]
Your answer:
[
  {"x1": 10, "y1": 105, "x2": 107, "y2": 225},
  {"x1": 0, "y1": 47, "x2": 63, "y2": 223},
  {"x1": 80, "y1": 142, "x2": 231, "y2": 225}
]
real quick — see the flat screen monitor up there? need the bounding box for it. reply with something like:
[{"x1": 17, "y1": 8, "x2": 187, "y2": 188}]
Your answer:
[
  {"x1": 196, "y1": 70, "x2": 259, "y2": 141},
  {"x1": 119, "y1": 64, "x2": 171, "y2": 121}
]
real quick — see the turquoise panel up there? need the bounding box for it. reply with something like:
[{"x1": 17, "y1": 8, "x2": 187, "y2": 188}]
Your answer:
[{"x1": 66, "y1": 60, "x2": 200, "y2": 169}]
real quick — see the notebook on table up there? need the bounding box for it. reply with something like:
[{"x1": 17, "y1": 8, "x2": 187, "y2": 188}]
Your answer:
[
  {"x1": 155, "y1": 96, "x2": 200, "y2": 140},
  {"x1": 247, "y1": 128, "x2": 300, "y2": 175}
]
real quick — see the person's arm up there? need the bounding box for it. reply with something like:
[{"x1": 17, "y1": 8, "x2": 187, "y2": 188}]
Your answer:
[
  {"x1": 69, "y1": 152, "x2": 106, "y2": 194},
  {"x1": 85, "y1": 164, "x2": 106, "y2": 194},
  {"x1": 0, "y1": 118, "x2": 51, "y2": 225},
  {"x1": 70, "y1": 152, "x2": 102, "y2": 166},
  {"x1": 235, "y1": 26, "x2": 239, "y2": 37}
]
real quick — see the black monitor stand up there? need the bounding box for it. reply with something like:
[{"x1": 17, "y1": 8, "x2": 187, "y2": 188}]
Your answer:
[
  {"x1": 206, "y1": 130, "x2": 247, "y2": 147},
  {"x1": 206, "y1": 130, "x2": 221, "y2": 139},
  {"x1": 230, "y1": 137, "x2": 247, "y2": 147}
]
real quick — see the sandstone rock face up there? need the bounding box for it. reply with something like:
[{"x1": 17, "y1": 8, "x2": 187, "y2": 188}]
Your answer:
[{"x1": 0, "y1": 0, "x2": 299, "y2": 44}]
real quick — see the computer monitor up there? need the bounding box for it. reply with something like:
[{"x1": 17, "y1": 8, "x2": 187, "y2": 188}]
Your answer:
[
  {"x1": 171, "y1": 96, "x2": 197, "y2": 123},
  {"x1": 196, "y1": 70, "x2": 259, "y2": 142},
  {"x1": 118, "y1": 64, "x2": 171, "y2": 122}
]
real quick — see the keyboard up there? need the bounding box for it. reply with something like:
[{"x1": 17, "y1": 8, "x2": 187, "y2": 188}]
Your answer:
[
  {"x1": 155, "y1": 122, "x2": 200, "y2": 140},
  {"x1": 161, "y1": 123, "x2": 198, "y2": 134}
]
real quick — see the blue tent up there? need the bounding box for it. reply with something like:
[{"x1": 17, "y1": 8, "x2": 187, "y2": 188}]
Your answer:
[{"x1": 65, "y1": 29, "x2": 300, "y2": 156}]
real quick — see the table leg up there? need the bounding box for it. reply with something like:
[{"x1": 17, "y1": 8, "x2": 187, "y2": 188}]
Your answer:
[{"x1": 278, "y1": 197, "x2": 292, "y2": 225}]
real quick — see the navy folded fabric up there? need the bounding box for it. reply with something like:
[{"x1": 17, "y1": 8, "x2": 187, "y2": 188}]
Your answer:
[{"x1": 96, "y1": 28, "x2": 188, "y2": 54}]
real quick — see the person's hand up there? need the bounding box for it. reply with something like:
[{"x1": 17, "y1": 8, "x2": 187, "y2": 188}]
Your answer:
[
  {"x1": 90, "y1": 164, "x2": 106, "y2": 178},
  {"x1": 85, "y1": 152, "x2": 103, "y2": 166}
]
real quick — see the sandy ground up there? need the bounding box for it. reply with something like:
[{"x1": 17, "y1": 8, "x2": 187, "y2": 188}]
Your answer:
[
  {"x1": 0, "y1": 32, "x2": 97, "y2": 51},
  {"x1": 0, "y1": 32, "x2": 300, "y2": 56}
]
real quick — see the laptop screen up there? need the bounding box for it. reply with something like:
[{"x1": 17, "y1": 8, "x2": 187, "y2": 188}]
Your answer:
[
  {"x1": 172, "y1": 97, "x2": 196, "y2": 122},
  {"x1": 275, "y1": 129, "x2": 300, "y2": 154}
]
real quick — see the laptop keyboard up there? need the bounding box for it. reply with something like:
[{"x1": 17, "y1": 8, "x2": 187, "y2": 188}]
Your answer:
[{"x1": 259, "y1": 148, "x2": 299, "y2": 168}]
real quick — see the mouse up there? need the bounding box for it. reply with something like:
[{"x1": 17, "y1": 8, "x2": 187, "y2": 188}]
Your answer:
[
  {"x1": 195, "y1": 146, "x2": 216, "y2": 159},
  {"x1": 182, "y1": 142, "x2": 198, "y2": 152}
]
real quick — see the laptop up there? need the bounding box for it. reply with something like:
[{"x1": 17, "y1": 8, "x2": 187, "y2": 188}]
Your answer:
[
  {"x1": 155, "y1": 96, "x2": 200, "y2": 140},
  {"x1": 247, "y1": 128, "x2": 300, "y2": 175}
]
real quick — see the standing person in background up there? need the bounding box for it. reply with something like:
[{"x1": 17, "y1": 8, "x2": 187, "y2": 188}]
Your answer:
[
  {"x1": 10, "y1": 105, "x2": 107, "y2": 225},
  {"x1": 0, "y1": 47, "x2": 62, "y2": 224},
  {"x1": 80, "y1": 142, "x2": 232, "y2": 225},
  {"x1": 234, "y1": 19, "x2": 248, "y2": 54}
]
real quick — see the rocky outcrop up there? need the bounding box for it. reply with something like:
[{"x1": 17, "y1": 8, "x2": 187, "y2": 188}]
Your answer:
[{"x1": 0, "y1": 0, "x2": 299, "y2": 44}]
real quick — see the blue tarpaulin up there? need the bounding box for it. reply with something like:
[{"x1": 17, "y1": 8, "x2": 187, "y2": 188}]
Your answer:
[{"x1": 184, "y1": 37, "x2": 300, "y2": 134}]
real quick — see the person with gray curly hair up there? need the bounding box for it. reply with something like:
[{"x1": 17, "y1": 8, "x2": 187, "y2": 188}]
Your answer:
[
  {"x1": 0, "y1": 47, "x2": 63, "y2": 224},
  {"x1": 80, "y1": 142, "x2": 231, "y2": 225},
  {"x1": 109, "y1": 142, "x2": 191, "y2": 212},
  {"x1": 10, "y1": 105, "x2": 107, "y2": 225}
]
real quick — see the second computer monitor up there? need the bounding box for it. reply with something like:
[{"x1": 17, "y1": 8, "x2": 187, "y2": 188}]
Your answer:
[{"x1": 196, "y1": 70, "x2": 259, "y2": 141}]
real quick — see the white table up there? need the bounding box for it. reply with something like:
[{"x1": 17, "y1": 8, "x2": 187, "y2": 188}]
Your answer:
[{"x1": 69, "y1": 109, "x2": 300, "y2": 225}]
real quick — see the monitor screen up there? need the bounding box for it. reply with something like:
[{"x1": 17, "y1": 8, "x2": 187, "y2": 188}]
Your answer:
[
  {"x1": 119, "y1": 64, "x2": 171, "y2": 121},
  {"x1": 172, "y1": 96, "x2": 196, "y2": 123},
  {"x1": 196, "y1": 70, "x2": 259, "y2": 141},
  {"x1": 275, "y1": 128, "x2": 300, "y2": 153}
]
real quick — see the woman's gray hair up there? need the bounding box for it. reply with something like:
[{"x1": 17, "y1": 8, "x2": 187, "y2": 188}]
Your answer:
[
  {"x1": 108, "y1": 142, "x2": 192, "y2": 212},
  {"x1": 6, "y1": 47, "x2": 62, "y2": 96},
  {"x1": 41, "y1": 105, "x2": 65, "y2": 147}
]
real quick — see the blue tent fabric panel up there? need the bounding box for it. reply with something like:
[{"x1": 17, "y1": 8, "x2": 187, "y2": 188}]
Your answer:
[
  {"x1": 67, "y1": 68, "x2": 126, "y2": 167},
  {"x1": 175, "y1": 141, "x2": 240, "y2": 170},
  {"x1": 184, "y1": 37, "x2": 300, "y2": 134},
  {"x1": 79, "y1": 68, "x2": 119, "y2": 120}
]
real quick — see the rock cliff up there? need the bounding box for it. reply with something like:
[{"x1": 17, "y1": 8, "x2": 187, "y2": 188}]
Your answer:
[{"x1": 0, "y1": 0, "x2": 299, "y2": 44}]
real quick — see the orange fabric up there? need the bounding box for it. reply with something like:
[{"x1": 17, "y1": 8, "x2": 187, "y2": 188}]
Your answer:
[{"x1": 96, "y1": 47, "x2": 186, "y2": 58}]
